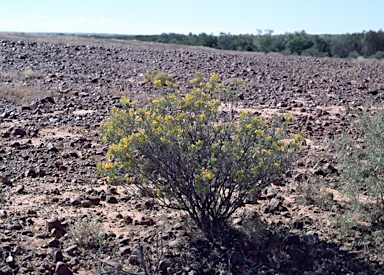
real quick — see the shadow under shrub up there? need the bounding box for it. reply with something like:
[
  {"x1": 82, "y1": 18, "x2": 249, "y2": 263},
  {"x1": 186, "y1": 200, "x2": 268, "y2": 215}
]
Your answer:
[{"x1": 99, "y1": 74, "x2": 300, "y2": 240}]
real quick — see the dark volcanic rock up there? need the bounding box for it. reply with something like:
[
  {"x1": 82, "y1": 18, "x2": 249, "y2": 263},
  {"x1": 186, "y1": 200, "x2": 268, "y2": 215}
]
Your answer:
[
  {"x1": 55, "y1": 261, "x2": 73, "y2": 275},
  {"x1": 12, "y1": 128, "x2": 27, "y2": 137}
]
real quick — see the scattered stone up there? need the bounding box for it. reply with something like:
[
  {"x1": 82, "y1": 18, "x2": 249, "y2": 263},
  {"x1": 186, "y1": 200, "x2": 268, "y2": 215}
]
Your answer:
[
  {"x1": 272, "y1": 178, "x2": 284, "y2": 186},
  {"x1": 292, "y1": 218, "x2": 304, "y2": 229},
  {"x1": 36, "y1": 232, "x2": 50, "y2": 239},
  {"x1": 44, "y1": 96, "x2": 56, "y2": 104},
  {"x1": 15, "y1": 184, "x2": 24, "y2": 194},
  {"x1": 64, "y1": 245, "x2": 78, "y2": 256},
  {"x1": 47, "y1": 143, "x2": 59, "y2": 153},
  {"x1": 70, "y1": 197, "x2": 81, "y2": 206},
  {"x1": 168, "y1": 238, "x2": 183, "y2": 248},
  {"x1": 47, "y1": 217, "x2": 63, "y2": 231},
  {"x1": 120, "y1": 195, "x2": 131, "y2": 202},
  {"x1": 35, "y1": 249, "x2": 47, "y2": 259},
  {"x1": 6, "y1": 254, "x2": 15, "y2": 266},
  {"x1": 12, "y1": 128, "x2": 27, "y2": 137},
  {"x1": 124, "y1": 216, "x2": 133, "y2": 224},
  {"x1": 55, "y1": 261, "x2": 73, "y2": 275},
  {"x1": 86, "y1": 195, "x2": 100, "y2": 205},
  {"x1": 107, "y1": 186, "x2": 117, "y2": 194},
  {"x1": 144, "y1": 200, "x2": 156, "y2": 209},
  {"x1": 0, "y1": 209, "x2": 7, "y2": 218},
  {"x1": 135, "y1": 216, "x2": 155, "y2": 226},
  {"x1": 51, "y1": 227, "x2": 66, "y2": 239},
  {"x1": 0, "y1": 175, "x2": 12, "y2": 185},
  {"x1": 106, "y1": 195, "x2": 118, "y2": 204},
  {"x1": 324, "y1": 163, "x2": 338, "y2": 174},
  {"x1": 25, "y1": 167, "x2": 37, "y2": 178},
  {"x1": 119, "y1": 246, "x2": 131, "y2": 256},
  {"x1": 80, "y1": 200, "x2": 93, "y2": 207},
  {"x1": 48, "y1": 237, "x2": 60, "y2": 248},
  {"x1": 127, "y1": 255, "x2": 139, "y2": 265},
  {"x1": 158, "y1": 260, "x2": 172, "y2": 271},
  {"x1": 36, "y1": 167, "x2": 46, "y2": 177},
  {"x1": 117, "y1": 237, "x2": 130, "y2": 246},
  {"x1": 54, "y1": 250, "x2": 64, "y2": 262}
]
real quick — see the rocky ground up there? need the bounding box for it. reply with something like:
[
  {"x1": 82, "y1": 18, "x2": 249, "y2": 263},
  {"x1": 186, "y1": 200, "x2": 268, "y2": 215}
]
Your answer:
[{"x1": 1, "y1": 33, "x2": 384, "y2": 274}]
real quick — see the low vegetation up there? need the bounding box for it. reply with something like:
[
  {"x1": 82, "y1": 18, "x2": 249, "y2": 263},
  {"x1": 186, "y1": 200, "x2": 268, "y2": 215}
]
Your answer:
[
  {"x1": 338, "y1": 106, "x2": 384, "y2": 229},
  {"x1": 68, "y1": 218, "x2": 105, "y2": 249},
  {"x1": 0, "y1": 68, "x2": 51, "y2": 104}
]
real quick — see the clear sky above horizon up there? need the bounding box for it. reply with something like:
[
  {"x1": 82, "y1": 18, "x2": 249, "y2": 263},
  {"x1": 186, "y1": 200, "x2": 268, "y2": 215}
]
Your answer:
[{"x1": 0, "y1": 0, "x2": 383, "y2": 36}]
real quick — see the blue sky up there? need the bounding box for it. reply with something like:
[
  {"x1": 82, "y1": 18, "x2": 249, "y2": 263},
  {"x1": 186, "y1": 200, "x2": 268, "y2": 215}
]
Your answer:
[{"x1": 0, "y1": 0, "x2": 383, "y2": 35}]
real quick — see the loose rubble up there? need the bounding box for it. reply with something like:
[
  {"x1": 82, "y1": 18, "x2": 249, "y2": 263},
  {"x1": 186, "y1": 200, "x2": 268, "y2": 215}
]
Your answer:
[{"x1": 1, "y1": 33, "x2": 384, "y2": 274}]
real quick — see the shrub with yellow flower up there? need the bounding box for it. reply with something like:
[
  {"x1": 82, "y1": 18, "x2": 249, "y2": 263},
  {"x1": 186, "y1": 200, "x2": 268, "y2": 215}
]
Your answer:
[{"x1": 99, "y1": 73, "x2": 300, "y2": 240}]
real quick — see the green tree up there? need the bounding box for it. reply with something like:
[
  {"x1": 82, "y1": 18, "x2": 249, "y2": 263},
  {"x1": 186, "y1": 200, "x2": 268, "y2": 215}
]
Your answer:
[
  {"x1": 255, "y1": 29, "x2": 274, "y2": 53},
  {"x1": 328, "y1": 33, "x2": 364, "y2": 58},
  {"x1": 312, "y1": 35, "x2": 331, "y2": 56},
  {"x1": 364, "y1": 30, "x2": 384, "y2": 56},
  {"x1": 196, "y1": 32, "x2": 217, "y2": 47},
  {"x1": 286, "y1": 31, "x2": 314, "y2": 55},
  {"x1": 217, "y1": 32, "x2": 236, "y2": 50}
]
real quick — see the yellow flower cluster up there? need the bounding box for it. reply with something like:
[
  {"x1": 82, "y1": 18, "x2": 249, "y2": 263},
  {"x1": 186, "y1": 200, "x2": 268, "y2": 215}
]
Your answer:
[
  {"x1": 154, "y1": 79, "x2": 162, "y2": 88},
  {"x1": 284, "y1": 113, "x2": 294, "y2": 121},
  {"x1": 201, "y1": 168, "x2": 213, "y2": 181},
  {"x1": 254, "y1": 129, "x2": 265, "y2": 137},
  {"x1": 210, "y1": 73, "x2": 219, "y2": 82}
]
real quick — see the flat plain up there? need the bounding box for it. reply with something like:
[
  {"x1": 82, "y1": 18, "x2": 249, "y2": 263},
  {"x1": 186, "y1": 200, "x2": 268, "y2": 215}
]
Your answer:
[{"x1": 1, "y1": 33, "x2": 384, "y2": 274}]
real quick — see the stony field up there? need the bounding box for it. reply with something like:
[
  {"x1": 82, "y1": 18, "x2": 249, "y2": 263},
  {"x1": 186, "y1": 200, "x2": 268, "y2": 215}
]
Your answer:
[{"x1": 1, "y1": 33, "x2": 384, "y2": 274}]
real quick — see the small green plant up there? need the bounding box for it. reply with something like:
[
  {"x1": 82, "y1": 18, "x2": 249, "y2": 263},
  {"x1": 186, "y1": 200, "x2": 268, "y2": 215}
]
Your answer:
[
  {"x1": 99, "y1": 74, "x2": 300, "y2": 239},
  {"x1": 68, "y1": 218, "x2": 105, "y2": 248},
  {"x1": 144, "y1": 70, "x2": 174, "y2": 86},
  {"x1": 338, "y1": 105, "x2": 384, "y2": 227}
]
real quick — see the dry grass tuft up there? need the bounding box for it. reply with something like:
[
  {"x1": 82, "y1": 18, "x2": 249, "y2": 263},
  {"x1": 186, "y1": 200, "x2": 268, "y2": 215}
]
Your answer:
[
  {"x1": 0, "y1": 81, "x2": 53, "y2": 104},
  {"x1": 68, "y1": 218, "x2": 105, "y2": 249}
]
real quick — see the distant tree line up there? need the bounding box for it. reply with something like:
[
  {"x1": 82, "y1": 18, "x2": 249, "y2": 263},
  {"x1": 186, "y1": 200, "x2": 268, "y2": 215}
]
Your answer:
[{"x1": 85, "y1": 30, "x2": 384, "y2": 59}]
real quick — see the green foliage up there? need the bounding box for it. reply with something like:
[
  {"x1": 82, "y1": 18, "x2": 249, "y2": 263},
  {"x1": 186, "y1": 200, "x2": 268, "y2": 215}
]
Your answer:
[
  {"x1": 217, "y1": 32, "x2": 237, "y2": 50},
  {"x1": 312, "y1": 35, "x2": 331, "y2": 56},
  {"x1": 338, "y1": 106, "x2": 384, "y2": 227},
  {"x1": 364, "y1": 30, "x2": 384, "y2": 57},
  {"x1": 143, "y1": 70, "x2": 174, "y2": 86},
  {"x1": 327, "y1": 33, "x2": 364, "y2": 58},
  {"x1": 84, "y1": 30, "x2": 384, "y2": 59},
  {"x1": 255, "y1": 29, "x2": 274, "y2": 53},
  {"x1": 99, "y1": 74, "x2": 300, "y2": 239},
  {"x1": 286, "y1": 31, "x2": 314, "y2": 55},
  {"x1": 68, "y1": 218, "x2": 105, "y2": 248},
  {"x1": 301, "y1": 47, "x2": 329, "y2": 58}
]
